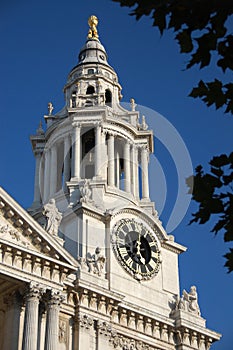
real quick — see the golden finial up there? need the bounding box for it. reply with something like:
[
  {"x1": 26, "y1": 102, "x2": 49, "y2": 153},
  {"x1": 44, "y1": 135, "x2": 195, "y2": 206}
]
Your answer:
[{"x1": 87, "y1": 15, "x2": 99, "y2": 40}]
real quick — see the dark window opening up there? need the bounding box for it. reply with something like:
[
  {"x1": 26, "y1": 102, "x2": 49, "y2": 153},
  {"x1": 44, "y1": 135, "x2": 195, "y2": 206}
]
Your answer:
[
  {"x1": 82, "y1": 129, "x2": 95, "y2": 159},
  {"x1": 105, "y1": 89, "x2": 112, "y2": 105},
  {"x1": 87, "y1": 69, "x2": 94, "y2": 75},
  {"x1": 86, "y1": 85, "x2": 95, "y2": 94},
  {"x1": 71, "y1": 92, "x2": 76, "y2": 107}
]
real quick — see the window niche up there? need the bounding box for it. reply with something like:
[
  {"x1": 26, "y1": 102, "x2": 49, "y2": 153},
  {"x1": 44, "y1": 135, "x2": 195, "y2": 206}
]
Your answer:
[
  {"x1": 105, "y1": 89, "x2": 112, "y2": 106},
  {"x1": 82, "y1": 129, "x2": 95, "y2": 179},
  {"x1": 86, "y1": 85, "x2": 95, "y2": 95}
]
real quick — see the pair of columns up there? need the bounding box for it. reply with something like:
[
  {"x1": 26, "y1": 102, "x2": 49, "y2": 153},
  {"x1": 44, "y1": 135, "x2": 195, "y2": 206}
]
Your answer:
[
  {"x1": 2, "y1": 285, "x2": 63, "y2": 350},
  {"x1": 108, "y1": 134, "x2": 149, "y2": 200},
  {"x1": 33, "y1": 134, "x2": 72, "y2": 205},
  {"x1": 22, "y1": 285, "x2": 63, "y2": 350},
  {"x1": 72, "y1": 122, "x2": 101, "y2": 179}
]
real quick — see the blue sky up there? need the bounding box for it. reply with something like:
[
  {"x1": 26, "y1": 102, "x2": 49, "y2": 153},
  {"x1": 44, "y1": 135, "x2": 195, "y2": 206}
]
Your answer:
[{"x1": 1, "y1": 1, "x2": 233, "y2": 348}]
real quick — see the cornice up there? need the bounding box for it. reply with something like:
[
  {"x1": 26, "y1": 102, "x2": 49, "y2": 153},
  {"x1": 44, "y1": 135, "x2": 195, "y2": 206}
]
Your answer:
[{"x1": 0, "y1": 187, "x2": 78, "y2": 269}]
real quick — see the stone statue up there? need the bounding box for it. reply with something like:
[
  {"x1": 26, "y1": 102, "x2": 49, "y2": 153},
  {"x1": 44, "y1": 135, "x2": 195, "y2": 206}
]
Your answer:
[
  {"x1": 176, "y1": 285, "x2": 200, "y2": 316},
  {"x1": 130, "y1": 98, "x2": 136, "y2": 111},
  {"x1": 43, "y1": 199, "x2": 62, "y2": 236},
  {"x1": 87, "y1": 15, "x2": 99, "y2": 40},
  {"x1": 48, "y1": 102, "x2": 54, "y2": 115},
  {"x1": 79, "y1": 180, "x2": 92, "y2": 203},
  {"x1": 86, "y1": 247, "x2": 106, "y2": 276},
  {"x1": 140, "y1": 115, "x2": 148, "y2": 130}
]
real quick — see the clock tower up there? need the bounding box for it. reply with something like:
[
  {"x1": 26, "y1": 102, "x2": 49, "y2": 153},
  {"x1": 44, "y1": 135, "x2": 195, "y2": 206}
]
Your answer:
[{"x1": 26, "y1": 16, "x2": 221, "y2": 349}]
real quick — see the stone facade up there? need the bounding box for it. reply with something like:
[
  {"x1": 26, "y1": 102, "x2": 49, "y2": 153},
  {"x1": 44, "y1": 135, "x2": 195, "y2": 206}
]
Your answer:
[{"x1": 0, "y1": 16, "x2": 220, "y2": 350}]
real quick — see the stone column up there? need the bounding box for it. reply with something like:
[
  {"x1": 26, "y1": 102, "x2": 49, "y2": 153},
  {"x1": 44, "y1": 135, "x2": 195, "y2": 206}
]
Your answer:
[
  {"x1": 33, "y1": 150, "x2": 42, "y2": 205},
  {"x1": 44, "y1": 149, "x2": 51, "y2": 202},
  {"x1": 130, "y1": 145, "x2": 135, "y2": 195},
  {"x1": 22, "y1": 285, "x2": 42, "y2": 350},
  {"x1": 50, "y1": 145, "x2": 58, "y2": 196},
  {"x1": 95, "y1": 123, "x2": 101, "y2": 178},
  {"x1": 2, "y1": 291, "x2": 22, "y2": 350},
  {"x1": 116, "y1": 151, "x2": 120, "y2": 188},
  {"x1": 141, "y1": 146, "x2": 150, "y2": 200},
  {"x1": 72, "y1": 123, "x2": 81, "y2": 179},
  {"x1": 108, "y1": 134, "x2": 115, "y2": 187},
  {"x1": 44, "y1": 291, "x2": 63, "y2": 350},
  {"x1": 63, "y1": 135, "x2": 71, "y2": 191},
  {"x1": 134, "y1": 146, "x2": 139, "y2": 199},
  {"x1": 124, "y1": 140, "x2": 131, "y2": 193}
]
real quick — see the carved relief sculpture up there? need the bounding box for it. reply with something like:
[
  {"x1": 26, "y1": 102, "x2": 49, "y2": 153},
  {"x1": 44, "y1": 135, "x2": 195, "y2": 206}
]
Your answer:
[
  {"x1": 86, "y1": 247, "x2": 106, "y2": 276},
  {"x1": 176, "y1": 285, "x2": 201, "y2": 316}
]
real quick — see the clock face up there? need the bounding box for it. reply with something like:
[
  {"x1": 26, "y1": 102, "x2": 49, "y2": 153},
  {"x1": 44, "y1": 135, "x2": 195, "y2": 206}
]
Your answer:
[{"x1": 112, "y1": 219, "x2": 161, "y2": 280}]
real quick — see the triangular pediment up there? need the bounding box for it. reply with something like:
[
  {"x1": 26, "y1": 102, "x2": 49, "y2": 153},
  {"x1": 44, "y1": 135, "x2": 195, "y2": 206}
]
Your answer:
[{"x1": 0, "y1": 187, "x2": 78, "y2": 270}]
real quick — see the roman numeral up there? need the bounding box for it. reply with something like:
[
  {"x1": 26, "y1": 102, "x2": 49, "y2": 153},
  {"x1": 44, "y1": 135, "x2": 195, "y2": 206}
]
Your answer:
[
  {"x1": 151, "y1": 251, "x2": 159, "y2": 259},
  {"x1": 118, "y1": 247, "x2": 128, "y2": 257}
]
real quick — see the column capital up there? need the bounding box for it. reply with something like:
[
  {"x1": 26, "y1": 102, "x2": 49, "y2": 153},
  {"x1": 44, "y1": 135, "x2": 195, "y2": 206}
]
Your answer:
[
  {"x1": 94, "y1": 121, "x2": 102, "y2": 127},
  {"x1": 46, "y1": 290, "x2": 65, "y2": 308},
  {"x1": 33, "y1": 149, "x2": 43, "y2": 157},
  {"x1": 140, "y1": 144, "x2": 149, "y2": 152},
  {"x1": 23, "y1": 282, "x2": 45, "y2": 302},
  {"x1": 72, "y1": 122, "x2": 81, "y2": 128}
]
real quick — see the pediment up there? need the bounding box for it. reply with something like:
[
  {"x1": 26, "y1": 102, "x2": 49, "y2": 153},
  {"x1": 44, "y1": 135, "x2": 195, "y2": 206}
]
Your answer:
[
  {"x1": 0, "y1": 215, "x2": 40, "y2": 252},
  {"x1": 0, "y1": 187, "x2": 78, "y2": 270}
]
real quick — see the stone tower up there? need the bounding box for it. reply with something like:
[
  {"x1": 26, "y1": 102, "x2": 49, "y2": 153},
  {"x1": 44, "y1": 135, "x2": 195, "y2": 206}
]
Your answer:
[{"x1": 0, "y1": 16, "x2": 220, "y2": 350}]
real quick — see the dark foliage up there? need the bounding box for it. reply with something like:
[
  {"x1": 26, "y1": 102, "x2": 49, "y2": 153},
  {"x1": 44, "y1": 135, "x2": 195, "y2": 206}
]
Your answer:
[
  {"x1": 113, "y1": 0, "x2": 233, "y2": 271},
  {"x1": 186, "y1": 153, "x2": 233, "y2": 272},
  {"x1": 113, "y1": 0, "x2": 233, "y2": 114}
]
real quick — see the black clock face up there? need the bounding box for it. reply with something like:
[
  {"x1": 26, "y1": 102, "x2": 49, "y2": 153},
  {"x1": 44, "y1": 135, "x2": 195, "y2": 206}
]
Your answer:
[{"x1": 112, "y1": 219, "x2": 161, "y2": 280}]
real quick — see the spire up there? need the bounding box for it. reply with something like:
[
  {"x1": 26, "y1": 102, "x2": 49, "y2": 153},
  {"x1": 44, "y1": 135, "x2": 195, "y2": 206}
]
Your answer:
[{"x1": 87, "y1": 15, "x2": 99, "y2": 40}]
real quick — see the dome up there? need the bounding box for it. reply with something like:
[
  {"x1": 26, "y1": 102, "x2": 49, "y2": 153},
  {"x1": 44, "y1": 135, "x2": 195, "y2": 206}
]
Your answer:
[{"x1": 77, "y1": 38, "x2": 109, "y2": 66}]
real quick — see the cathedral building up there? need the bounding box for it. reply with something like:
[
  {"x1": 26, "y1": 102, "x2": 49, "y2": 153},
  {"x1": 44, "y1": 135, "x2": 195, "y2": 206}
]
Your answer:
[{"x1": 0, "y1": 16, "x2": 220, "y2": 350}]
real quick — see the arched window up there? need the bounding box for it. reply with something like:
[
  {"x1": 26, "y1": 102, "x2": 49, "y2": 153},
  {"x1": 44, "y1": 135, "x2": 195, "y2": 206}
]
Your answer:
[
  {"x1": 86, "y1": 85, "x2": 95, "y2": 94},
  {"x1": 105, "y1": 89, "x2": 112, "y2": 105}
]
